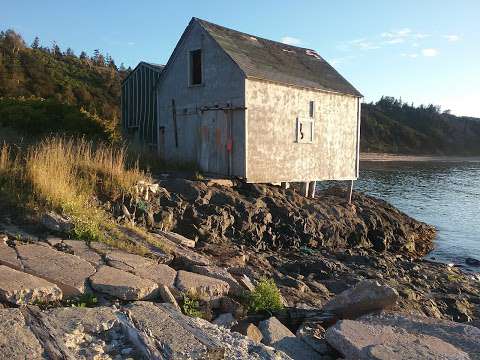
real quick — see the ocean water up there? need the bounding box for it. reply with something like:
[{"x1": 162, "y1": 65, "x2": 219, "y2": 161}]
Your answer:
[{"x1": 352, "y1": 161, "x2": 480, "y2": 270}]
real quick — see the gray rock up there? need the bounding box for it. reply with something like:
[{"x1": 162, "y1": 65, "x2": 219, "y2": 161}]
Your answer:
[
  {"x1": 0, "y1": 265, "x2": 62, "y2": 305},
  {"x1": 90, "y1": 265, "x2": 158, "y2": 300},
  {"x1": 155, "y1": 229, "x2": 196, "y2": 248},
  {"x1": 122, "y1": 301, "x2": 225, "y2": 359},
  {"x1": 0, "y1": 240, "x2": 23, "y2": 270},
  {"x1": 323, "y1": 280, "x2": 398, "y2": 318},
  {"x1": 16, "y1": 243, "x2": 96, "y2": 297},
  {"x1": 296, "y1": 322, "x2": 330, "y2": 355},
  {"x1": 191, "y1": 265, "x2": 244, "y2": 296},
  {"x1": 259, "y1": 317, "x2": 322, "y2": 359},
  {"x1": 0, "y1": 308, "x2": 45, "y2": 359},
  {"x1": 175, "y1": 270, "x2": 230, "y2": 301},
  {"x1": 326, "y1": 312, "x2": 480, "y2": 360},
  {"x1": 133, "y1": 263, "x2": 177, "y2": 288},
  {"x1": 231, "y1": 321, "x2": 264, "y2": 343},
  {"x1": 62, "y1": 240, "x2": 103, "y2": 266},
  {"x1": 105, "y1": 249, "x2": 154, "y2": 272},
  {"x1": 41, "y1": 211, "x2": 73, "y2": 233},
  {"x1": 213, "y1": 313, "x2": 238, "y2": 329},
  {"x1": 158, "y1": 284, "x2": 181, "y2": 311},
  {"x1": 238, "y1": 274, "x2": 255, "y2": 292},
  {"x1": 2, "y1": 225, "x2": 38, "y2": 242},
  {"x1": 152, "y1": 233, "x2": 210, "y2": 269}
]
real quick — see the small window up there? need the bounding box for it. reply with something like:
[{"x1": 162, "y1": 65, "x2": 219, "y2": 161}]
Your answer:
[
  {"x1": 309, "y1": 101, "x2": 315, "y2": 118},
  {"x1": 296, "y1": 118, "x2": 314, "y2": 143},
  {"x1": 190, "y1": 49, "x2": 202, "y2": 85}
]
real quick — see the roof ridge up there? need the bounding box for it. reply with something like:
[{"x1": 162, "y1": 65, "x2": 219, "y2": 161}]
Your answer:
[{"x1": 193, "y1": 17, "x2": 316, "y2": 52}]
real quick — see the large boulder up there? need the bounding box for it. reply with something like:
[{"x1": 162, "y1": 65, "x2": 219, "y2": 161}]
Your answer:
[
  {"x1": 123, "y1": 301, "x2": 225, "y2": 359},
  {"x1": 175, "y1": 270, "x2": 230, "y2": 301},
  {"x1": 0, "y1": 265, "x2": 62, "y2": 305},
  {"x1": 326, "y1": 312, "x2": 480, "y2": 360},
  {"x1": 191, "y1": 265, "x2": 244, "y2": 296},
  {"x1": 16, "y1": 243, "x2": 96, "y2": 297},
  {"x1": 90, "y1": 266, "x2": 158, "y2": 300},
  {"x1": 323, "y1": 280, "x2": 398, "y2": 318},
  {"x1": 258, "y1": 317, "x2": 322, "y2": 359}
]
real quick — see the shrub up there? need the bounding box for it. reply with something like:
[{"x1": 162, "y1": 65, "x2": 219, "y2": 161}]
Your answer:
[
  {"x1": 247, "y1": 278, "x2": 284, "y2": 315},
  {"x1": 180, "y1": 293, "x2": 204, "y2": 318}
]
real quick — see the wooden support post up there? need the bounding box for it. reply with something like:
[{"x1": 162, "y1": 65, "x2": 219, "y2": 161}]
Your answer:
[
  {"x1": 281, "y1": 182, "x2": 290, "y2": 190},
  {"x1": 300, "y1": 182, "x2": 309, "y2": 197},
  {"x1": 348, "y1": 180, "x2": 354, "y2": 204},
  {"x1": 308, "y1": 181, "x2": 316, "y2": 198}
]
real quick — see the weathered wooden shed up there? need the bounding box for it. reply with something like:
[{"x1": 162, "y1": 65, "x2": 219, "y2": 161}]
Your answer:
[
  {"x1": 121, "y1": 62, "x2": 164, "y2": 148},
  {"x1": 123, "y1": 18, "x2": 362, "y2": 191}
]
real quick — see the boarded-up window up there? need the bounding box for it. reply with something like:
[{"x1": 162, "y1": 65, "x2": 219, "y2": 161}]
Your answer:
[
  {"x1": 296, "y1": 117, "x2": 314, "y2": 143},
  {"x1": 190, "y1": 49, "x2": 202, "y2": 85}
]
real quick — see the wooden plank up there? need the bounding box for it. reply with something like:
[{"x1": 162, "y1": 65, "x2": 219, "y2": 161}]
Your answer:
[{"x1": 171, "y1": 99, "x2": 178, "y2": 147}]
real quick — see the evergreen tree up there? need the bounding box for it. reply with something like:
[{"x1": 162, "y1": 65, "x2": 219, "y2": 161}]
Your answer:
[
  {"x1": 31, "y1": 36, "x2": 40, "y2": 49},
  {"x1": 65, "y1": 47, "x2": 75, "y2": 57}
]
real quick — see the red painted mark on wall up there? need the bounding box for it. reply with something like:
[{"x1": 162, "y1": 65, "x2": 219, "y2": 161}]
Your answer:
[
  {"x1": 215, "y1": 128, "x2": 222, "y2": 148},
  {"x1": 226, "y1": 138, "x2": 233, "y2": 152}
]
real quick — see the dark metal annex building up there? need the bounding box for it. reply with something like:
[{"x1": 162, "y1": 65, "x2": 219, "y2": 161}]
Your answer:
[{"x1": 121, "y1": 62, "x2": 164, "y2": 148}]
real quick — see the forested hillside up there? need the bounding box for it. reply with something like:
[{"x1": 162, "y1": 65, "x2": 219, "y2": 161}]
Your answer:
[
  {"x1": 361, "y1": 97, "x2": 480, "y2": 155},
  {"x1": 0, "y1": 29, "x2": 128, "y2": 141}
]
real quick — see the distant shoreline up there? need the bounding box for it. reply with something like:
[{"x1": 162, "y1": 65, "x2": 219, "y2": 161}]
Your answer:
[{"x1": 360, "y1": 152, "x2": 480, "y2": 163}]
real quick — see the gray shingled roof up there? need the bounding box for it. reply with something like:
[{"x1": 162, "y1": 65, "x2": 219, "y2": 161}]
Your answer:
[{"x1": 195, "y1": 18, "x2": 362, "y2": 97}]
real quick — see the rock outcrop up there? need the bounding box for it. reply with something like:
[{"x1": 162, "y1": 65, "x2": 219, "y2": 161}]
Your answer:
[{"x1": 326, "y1": 312, "x2": 480, "y2": 360}]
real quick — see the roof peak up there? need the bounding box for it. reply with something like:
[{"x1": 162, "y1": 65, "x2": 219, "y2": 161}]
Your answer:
[{"x1": 192, "y1": 17, "x2": 315, "y2": 52}]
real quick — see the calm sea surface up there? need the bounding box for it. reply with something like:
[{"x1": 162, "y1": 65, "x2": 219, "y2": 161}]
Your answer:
[{"x1": 352, "y1": 161, "x2": 480, "y2": 270}]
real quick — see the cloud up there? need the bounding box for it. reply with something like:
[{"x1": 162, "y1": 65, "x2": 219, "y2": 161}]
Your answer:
[
  {"x1": 329, "y1": 55, "x2": 357, "y2": 66},
  {"x1": 422, "y1": 48, "x2": 439, "y2": 57},
  {"x1": 401, "y1": 53, "x2": 419, "y2": 58},
  {"x1": 444, "y1": 34, "x2": 461, "y2": 42},
  {"x1": 381, "y1": 28, "x2": 412, "y2": 39},
  {"x1": 281, "y1": 36, "x2": 302, "y2": 46},
  {"x1": 385, "y1": 38, "x2": 405, "y2": 44}
]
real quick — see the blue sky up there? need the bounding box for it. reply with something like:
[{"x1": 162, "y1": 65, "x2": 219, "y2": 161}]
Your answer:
[{"x1": 3, "y1": 1, "x2": 480, "y2": 117}]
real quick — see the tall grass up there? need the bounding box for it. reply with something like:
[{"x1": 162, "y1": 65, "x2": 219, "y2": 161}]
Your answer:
[{"x1": 0, "y1": 137, "x2": 152, "y2": 254}]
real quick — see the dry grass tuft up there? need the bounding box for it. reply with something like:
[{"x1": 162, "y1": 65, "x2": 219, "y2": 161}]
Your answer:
[{"x1": 0, "y1": 137, "x2": 156, "y2": 255}]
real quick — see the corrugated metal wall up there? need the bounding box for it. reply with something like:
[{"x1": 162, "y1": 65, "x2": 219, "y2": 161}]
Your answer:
[{"x1": 121, "y1": 63, "x2": 162, "y2": 148}]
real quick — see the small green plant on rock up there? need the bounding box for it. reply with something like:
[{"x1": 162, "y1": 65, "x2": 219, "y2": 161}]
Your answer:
[
  {"x1": 247, "y1": 278, "x2": 284, "y2": 315},
  {"x1": 180, "y1": 293, "x2": 204, "y2": 318}
]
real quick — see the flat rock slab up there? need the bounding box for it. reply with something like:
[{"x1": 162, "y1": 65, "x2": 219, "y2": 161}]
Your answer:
[
  {"x1": 16, "y1": 243, "x2": 96, "y2": 297},
  {"x1": 326, "y1": 312, "x2": 480, "y2": 360},
  {"x1": 155, "y1": 230, "x2": 196, "y2": 248},
  {"x1": 133, "y1": 263, "x2": 177, "y2": 288},
  {"x1": 105, "y1": 249, "x2": 154, "y2": 272},
  {"x1": 152, "y1": 233, "x2": 210, "y2": 269},
  {"x1": 259, "y1": 317, "x2": 322, "y2": 359},
  {"x1": 90, "y1": 265, "x2": 158, "y2": 300},
  {"x1": 323, "y1": 279, "x2": 399, "y2": 319},
  {"x1": 191, "y1": 265, "x2": 244, "y2": 296},
  {"x1": 0, "y1": 241, "x2": 22, "y2": 270},
  {"x1": 175, "y1": 270, "x2": 230, "y2": 301},
  {"x1": 123, "y1": 301, "x2": 225, "y2": 359},
  {"x1": 0, "y1": 308, "x2": 44, "y2": 359},
  {"x1": 0, "y1": 265, "x2": 62, "y2": 305},
  {"x1": 62, "y1": 240, "x2": 103, "y2": 267}
]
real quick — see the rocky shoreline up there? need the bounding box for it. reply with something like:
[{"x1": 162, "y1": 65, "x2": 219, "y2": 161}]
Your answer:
[{"x1": 0, "y1": 178, "x2": 479, "y2": 359}]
